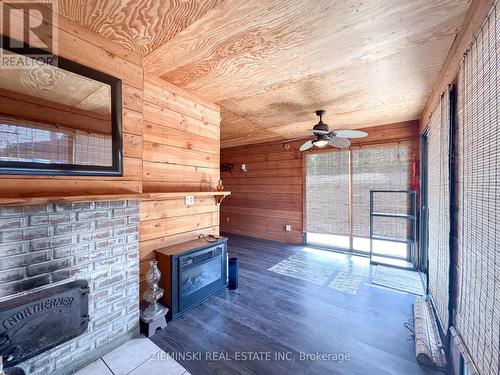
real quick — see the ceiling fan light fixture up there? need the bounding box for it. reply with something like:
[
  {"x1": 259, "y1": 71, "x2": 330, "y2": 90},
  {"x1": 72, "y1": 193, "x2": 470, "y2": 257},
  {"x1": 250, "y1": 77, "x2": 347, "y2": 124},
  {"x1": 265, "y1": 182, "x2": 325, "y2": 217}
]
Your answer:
[
  {"x1": 298, "y1": 109, "x2": 368, "y2": 152},
  {"x1": 312, "y1": 134, "x2": 330, "y2": 148}
]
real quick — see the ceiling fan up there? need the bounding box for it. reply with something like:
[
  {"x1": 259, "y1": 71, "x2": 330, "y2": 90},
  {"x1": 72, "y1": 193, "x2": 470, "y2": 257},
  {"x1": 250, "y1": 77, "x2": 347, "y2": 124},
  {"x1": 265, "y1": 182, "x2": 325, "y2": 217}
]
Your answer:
[{"x1": 299, "y1": 110, "x2": 368, "y2": 151}]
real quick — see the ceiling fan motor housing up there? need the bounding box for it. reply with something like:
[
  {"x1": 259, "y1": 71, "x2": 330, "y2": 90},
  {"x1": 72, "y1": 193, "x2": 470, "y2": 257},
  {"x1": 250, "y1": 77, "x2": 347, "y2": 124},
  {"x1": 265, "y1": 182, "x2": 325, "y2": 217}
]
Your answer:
[
  {"x1": 312, "y1": 122, "x2": 329, "y2": 133},
  {"x1": 312, "y1": 109, "x2": 330, "y2": 133}
]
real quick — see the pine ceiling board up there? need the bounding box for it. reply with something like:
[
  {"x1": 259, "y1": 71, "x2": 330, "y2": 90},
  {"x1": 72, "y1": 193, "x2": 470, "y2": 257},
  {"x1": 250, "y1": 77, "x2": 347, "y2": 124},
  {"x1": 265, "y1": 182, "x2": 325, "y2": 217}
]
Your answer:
[
  {"x1": 58, "y1": 0, "x2": 224, "y2": 56},
  {"x1": 142, "y1": 0, "x2": 468, "y2": 147}
]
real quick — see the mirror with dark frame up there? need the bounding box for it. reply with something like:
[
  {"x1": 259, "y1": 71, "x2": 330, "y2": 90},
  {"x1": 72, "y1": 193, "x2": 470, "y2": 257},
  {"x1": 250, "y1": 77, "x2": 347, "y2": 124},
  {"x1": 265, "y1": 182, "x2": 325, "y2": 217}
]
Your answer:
[{"x1": 0, "y1": 35, "x2": 123, "y2": 176}]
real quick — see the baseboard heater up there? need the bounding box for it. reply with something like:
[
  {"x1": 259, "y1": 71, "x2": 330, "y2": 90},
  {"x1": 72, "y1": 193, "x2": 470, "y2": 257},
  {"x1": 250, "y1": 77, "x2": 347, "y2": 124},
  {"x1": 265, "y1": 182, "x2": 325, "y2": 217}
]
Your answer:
[{"x1": 412, "y1": 296, "x2": 447, "y2": 369}]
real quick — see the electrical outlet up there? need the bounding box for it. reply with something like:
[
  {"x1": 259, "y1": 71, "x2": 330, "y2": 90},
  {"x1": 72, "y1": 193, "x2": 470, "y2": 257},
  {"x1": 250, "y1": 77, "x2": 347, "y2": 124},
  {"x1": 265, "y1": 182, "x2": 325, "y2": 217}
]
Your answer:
[
  {"x1": 285, "y1": 224, "x2": 291, "y2": 232},
  {"x1": 226, "y1": 216, "x2": 230, "y2": 222},
  {"x1": 185, "y1": 195, "x2": 195, "y2": 206}
]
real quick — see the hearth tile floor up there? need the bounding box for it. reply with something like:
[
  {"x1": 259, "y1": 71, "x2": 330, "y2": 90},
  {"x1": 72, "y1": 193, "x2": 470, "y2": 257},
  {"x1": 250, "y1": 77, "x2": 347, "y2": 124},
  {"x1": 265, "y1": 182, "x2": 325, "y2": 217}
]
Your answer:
[{"x1": 74, "y1": 336, "x2": 189, "y2": 375}]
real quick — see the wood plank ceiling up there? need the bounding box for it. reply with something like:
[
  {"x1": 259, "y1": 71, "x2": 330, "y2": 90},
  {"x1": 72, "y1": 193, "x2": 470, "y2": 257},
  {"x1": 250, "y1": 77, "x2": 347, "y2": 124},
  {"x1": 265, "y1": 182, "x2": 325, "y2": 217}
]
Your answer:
[{"x1": 59, "y1": 0, "x2": 470, "y2": 148}]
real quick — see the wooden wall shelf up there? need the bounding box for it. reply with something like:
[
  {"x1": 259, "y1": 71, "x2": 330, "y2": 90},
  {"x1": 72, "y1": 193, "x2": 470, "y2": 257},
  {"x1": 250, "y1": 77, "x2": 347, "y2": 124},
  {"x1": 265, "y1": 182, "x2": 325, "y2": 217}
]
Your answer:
[
  {"x1": 0, "y1": 191, "x2": 231, "y2": 207},
  {"x1": 143, "y1": 191, "x2": 231, "y2": 206}
]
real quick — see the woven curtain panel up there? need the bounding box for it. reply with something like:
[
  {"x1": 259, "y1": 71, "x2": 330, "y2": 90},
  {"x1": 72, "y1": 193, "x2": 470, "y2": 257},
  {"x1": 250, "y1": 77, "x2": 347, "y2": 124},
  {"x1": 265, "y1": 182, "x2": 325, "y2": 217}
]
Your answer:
[
  {"x1": 306, "y1": 151, "x2": 350, "y2": 235},
  {"x1": 351, "y1": 143, "x2": 413, "y2": 239},
  {"x1": 455, "y1": 4, "x2": 499, "y2": 374},
  {"x1": 427, "y1": 91, "x2": 451, "y2": 331}
]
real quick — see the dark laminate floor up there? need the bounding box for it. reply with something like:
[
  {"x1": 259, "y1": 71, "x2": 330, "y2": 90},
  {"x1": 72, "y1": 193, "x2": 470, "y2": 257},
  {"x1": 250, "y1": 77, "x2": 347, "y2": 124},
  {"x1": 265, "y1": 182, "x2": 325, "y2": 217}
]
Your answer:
[{"x1": 151, "y1": 234, "x2": 443, "y2": 375}]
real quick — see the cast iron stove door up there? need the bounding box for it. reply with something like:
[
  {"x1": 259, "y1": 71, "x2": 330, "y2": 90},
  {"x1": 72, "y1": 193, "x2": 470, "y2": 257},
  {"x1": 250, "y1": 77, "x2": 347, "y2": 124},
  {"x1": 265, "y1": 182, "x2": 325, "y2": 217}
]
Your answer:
[{"x1": 0, "y1": 280, "x2": 90, "y2": 368}]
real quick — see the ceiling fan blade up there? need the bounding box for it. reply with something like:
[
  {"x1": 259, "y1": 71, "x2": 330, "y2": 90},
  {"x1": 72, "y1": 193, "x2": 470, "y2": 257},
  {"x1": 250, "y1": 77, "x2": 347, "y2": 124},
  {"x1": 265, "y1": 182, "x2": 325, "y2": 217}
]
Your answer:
[
  {"x1": 333, "y1": 129, "x2": 368, "y2": 138},
  {"x1": 299, "y1": 140, "x2": 314, "y2": 151},
  {"x1": 329, "y1": 136, "x2": 351, "y2": 148}
]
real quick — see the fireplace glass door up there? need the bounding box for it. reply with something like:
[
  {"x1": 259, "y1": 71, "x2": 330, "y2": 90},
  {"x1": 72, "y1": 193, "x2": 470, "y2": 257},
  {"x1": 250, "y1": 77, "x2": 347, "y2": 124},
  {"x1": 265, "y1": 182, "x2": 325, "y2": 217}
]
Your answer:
[
  {"x1": 178, "y1": 246, "x2": 225, "y2": 311},
  {"x1": 181, "y1": 256, "x2": 222, "y2": 296}
]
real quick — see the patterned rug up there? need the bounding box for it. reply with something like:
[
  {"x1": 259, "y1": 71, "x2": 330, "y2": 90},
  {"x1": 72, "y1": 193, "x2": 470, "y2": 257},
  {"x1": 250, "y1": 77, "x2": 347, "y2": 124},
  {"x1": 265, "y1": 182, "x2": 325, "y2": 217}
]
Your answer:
[
  {"x1": 371, "y1": 265, "x2": 424, "y2": 295},
  {"x1": 328, "y1": 271, "x2": 363, "y2": 295},
  {"x1": 268, "y1": 250, "x2": 365, "y2": 295},
  {"x1": 267, "y1": 252, "x2": 335, "y2": 285}
]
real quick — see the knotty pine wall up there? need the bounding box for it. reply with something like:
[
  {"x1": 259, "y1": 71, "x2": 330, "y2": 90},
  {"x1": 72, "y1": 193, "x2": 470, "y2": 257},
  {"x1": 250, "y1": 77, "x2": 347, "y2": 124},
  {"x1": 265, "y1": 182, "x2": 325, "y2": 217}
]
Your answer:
[
  {"x1": 139, "y1": 75, "x2": 221, "y2": 294},
  {"x1": 220, "y1": 120, "x2": 419, "y2": 244}
]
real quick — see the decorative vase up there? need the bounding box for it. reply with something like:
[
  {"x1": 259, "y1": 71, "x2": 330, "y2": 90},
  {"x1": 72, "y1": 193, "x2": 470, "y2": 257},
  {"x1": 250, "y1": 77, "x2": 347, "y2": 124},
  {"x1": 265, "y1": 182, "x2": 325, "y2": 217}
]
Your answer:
[
  {"x1": 216, "y1": 179, "x2": 224, "y2": 191},
  {"x1": 141, "y1": 261, "x2": 168, "y2": 321}
]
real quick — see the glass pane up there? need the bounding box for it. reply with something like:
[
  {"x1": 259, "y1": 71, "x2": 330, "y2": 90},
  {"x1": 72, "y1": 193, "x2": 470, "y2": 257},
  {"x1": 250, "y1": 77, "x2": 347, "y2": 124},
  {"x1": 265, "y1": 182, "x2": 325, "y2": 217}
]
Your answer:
[
  {"x1": 307, "y1": 232, "x2": 350, "y2": 249},
  {"x1": 181, "y1": 257, "x2": 221, "y2": 296}
]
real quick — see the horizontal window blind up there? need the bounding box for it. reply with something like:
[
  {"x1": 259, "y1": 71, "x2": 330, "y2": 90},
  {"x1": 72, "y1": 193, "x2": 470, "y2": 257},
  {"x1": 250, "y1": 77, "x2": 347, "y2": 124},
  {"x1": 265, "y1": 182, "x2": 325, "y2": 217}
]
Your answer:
[
  {"x1": 306, "y1": 150, "x2": 350, "y2": 236},
  {"x1": 455, "y1": 3, "x2": 499, "y2": 374},
  {"x1": 427, "y1": 89, "x2": 451, "y2": 331}
]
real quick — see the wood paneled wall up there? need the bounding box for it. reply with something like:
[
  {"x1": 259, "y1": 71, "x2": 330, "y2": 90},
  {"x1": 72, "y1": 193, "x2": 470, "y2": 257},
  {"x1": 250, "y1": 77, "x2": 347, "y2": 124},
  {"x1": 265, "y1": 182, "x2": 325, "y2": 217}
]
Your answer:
[
  {"x1": 142, "y1": 75, "x2": 220, "y2": 193},
  {"x1": 0, "y1": 3, "x2": 144, "y2": 196},
  {"x1": 139, "y1": 75, "x2": 221, "y2": 294},
  {"x1": 220, "y1": 140, "x2": 304, "y2": 244},
  {"x1": 220, "y1": 120, "x2": 419, "y2": 244}
]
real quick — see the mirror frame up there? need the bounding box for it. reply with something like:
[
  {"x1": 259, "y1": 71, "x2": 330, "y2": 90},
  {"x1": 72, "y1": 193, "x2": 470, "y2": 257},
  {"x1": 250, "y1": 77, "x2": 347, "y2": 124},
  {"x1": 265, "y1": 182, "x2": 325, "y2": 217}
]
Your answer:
[{"x1": 0, "y1": 35, "x2": 123, "y2": 176}]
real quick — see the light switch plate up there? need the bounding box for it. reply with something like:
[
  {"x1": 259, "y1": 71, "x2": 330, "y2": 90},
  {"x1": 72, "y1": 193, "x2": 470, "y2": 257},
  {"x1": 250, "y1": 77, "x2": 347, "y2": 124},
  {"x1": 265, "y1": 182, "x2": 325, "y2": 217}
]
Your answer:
[{"x1": 185, "y1": 195, "x2": 195, "y2": 206}]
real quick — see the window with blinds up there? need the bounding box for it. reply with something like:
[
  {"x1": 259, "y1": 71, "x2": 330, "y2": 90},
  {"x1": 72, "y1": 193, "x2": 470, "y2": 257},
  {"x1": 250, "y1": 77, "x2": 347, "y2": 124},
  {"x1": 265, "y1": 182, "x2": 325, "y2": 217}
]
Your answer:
[
  {"x1": 351, "y1": 143, "x2": 413, "y2": 242},
  {"x1": 454, "y1": 3, "x2": 499, "y2": 374},
  {"x1": 305, "y1": 150, "x2": 350, "y2": 242},
  {"x1": 305, "y1": 142, "x2": 413, "y2": 253},
  {"x1": 427, "y1": 90, "x2": 451, "y2": 332}
]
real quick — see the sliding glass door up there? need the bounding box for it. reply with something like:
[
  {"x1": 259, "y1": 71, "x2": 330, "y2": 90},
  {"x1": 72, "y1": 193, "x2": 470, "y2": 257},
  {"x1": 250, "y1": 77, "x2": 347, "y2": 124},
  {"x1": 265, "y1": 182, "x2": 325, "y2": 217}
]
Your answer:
[{"x1": 305, "y1": 142, "x2": 414, "y2": 258}]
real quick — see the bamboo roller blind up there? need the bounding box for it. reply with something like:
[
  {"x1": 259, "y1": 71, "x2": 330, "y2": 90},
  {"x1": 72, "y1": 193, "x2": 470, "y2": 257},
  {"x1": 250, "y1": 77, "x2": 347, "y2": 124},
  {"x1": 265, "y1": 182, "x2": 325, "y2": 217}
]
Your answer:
[
  {"x1": 352, "y1": 143, "x2": 413, "y2": 239},
  {"x1": 306, "y1": 143, "x2": 413, "y2": 239},
  {"x1": 306, "y1": 150, "x2": 350, "y2": 236},
  {"x1": 454, "y1": 3, "x2": 499, "y2": 374},
  {"x1": 427, "y1": 89, "x2": 451, "y2": 332}
]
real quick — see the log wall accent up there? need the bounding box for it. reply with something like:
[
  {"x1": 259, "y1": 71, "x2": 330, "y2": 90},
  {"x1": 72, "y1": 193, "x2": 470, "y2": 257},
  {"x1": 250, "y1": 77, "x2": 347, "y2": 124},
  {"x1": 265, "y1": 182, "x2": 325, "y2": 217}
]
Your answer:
[
  {"x1": 139, "y1": 75, "x2": 221, "y2": 294},
  {"x1": 220, "y1": 120, "x2": 419, "y2": 244}
]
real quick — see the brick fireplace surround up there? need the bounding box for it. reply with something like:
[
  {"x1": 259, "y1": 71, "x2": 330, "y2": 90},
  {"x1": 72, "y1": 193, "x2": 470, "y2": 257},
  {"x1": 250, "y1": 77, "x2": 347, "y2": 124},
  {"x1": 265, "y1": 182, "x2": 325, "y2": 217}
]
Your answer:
[{"x1": 0, "y1": 200, "x2": 140, "y2": 375}]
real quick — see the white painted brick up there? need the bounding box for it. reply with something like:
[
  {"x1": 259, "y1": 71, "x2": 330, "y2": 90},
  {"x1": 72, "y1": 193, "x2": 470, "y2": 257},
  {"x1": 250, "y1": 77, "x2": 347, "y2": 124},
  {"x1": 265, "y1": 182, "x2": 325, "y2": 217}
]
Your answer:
[
  {"x1": 0, "y1": 242, "x2": 27, "y2": 257},
  {"x1": 0, "y1": 216, "x2": 26, "y2": 229},
  {"x1": 23, "y1": 226, "x2": 51, "y2": 240},
  {"x1": 23, "y1": 204, "x2": 52, "y2": 214},
  {"x1": 127, "y1": 200, "x2": 139, "y2": 207},
  {"x1": 109, "y1": 200, "x2": 126, "y2": 208},
  {"x1": 28, "y1": 215, "x2": 49, "y2": 226},
  {"x1": 0, "y1": 200, "x2": 139, "y2": 371}
]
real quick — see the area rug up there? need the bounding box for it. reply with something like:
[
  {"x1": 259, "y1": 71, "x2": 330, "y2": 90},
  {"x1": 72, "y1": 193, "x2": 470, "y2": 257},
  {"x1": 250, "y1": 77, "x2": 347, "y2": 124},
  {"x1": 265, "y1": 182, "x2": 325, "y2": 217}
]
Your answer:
[
  {"x1": 267, "y1": 252, "x2": 335, "y2": 285},
  {"x1": 371, "y1": 265, "x2": 424, "y2": 295},
  {"x1": 328, "y1": 271, "x2": 363, "y2": 295}
]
